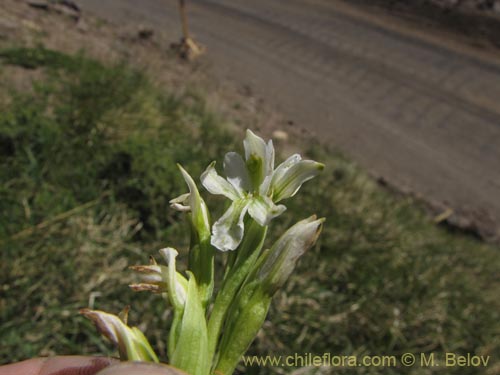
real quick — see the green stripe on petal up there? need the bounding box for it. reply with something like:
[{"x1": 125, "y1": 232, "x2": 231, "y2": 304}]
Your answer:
[
  {"x1": 243, "y1": 129, "x2": 274, "y2": 189},
  {"x1": 247, "y1": 195, "x2": 286, "y2": 226},
  {"x1": 244, "y1": 130, "x2": 267, "y2": 166}
]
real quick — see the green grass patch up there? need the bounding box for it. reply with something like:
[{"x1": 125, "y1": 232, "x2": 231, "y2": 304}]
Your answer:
[
  {"x1": 0, "y1": 47, "x2": 499, "y2": 374},
  {"x1": 249, "y1": 145, "x2": 500, "y2": 374},
  {"x1": 0, "y1": 46, "x2": 78, "y2": 70}
]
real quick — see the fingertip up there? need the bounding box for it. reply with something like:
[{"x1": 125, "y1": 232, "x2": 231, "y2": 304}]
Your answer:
[
  {"x1": 0, "y1": 358, "x2": 47, "y2": 375},
  {"x1": 39, "y1": 356, "x2": 117, "y2": 375},
  {"x1": 96, "y1": 362, "x2": 188, "y2": 375}
]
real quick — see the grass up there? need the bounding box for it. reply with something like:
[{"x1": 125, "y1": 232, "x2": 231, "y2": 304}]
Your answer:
[{"x1": 0, "y1": 46, "x2": 499, "y2": 375}]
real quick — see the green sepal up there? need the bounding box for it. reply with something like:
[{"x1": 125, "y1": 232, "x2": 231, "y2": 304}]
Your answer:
[{"x1": 130, "y1": 327, "x2": 160, "y2": 363}]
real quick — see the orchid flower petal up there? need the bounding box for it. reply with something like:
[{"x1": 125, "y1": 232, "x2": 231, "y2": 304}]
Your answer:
[
  {"x1": 243, "y1": 130, "x2": 272, "y2": 189},
  {"x1": 169, "y1": 193, "x2": 191, "y2": 212},
  {"x1": 201, "y1": 161, "x2": 241, "y2": 200},
  {"x1": 271, "y1": 159, "x2": 325, "y2": 202},
  {"x1": 248, "y1": 196, "x2": 286, "y2": 226},
  {"x1": 177, "y1": 165, "x2": 211, "y2": 238},
  {"x1": 223, "y1": 152, "x2": 252, "y2": 192},
  {"x1": 243, "y1": 129, "x2": 267, "y2": 164},
  {"x1": 259, "y1": 175, "x2": 273, "y2": 196},
  {"x1": 270, "y1": 154, "x2": 301, "y2": 188},
  {"x1": 265, "y1": 139, "x2": 275, "y2": 175},
  {"x1": 130, "y1": 264, "x2": 164, "y2": 284},
  {"x1": 211, "y1": 199, "x2": 250, "y2": 251}
]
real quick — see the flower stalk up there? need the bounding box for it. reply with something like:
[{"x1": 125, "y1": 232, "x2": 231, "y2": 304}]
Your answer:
[{"x1": 81, "y1": 130, "x2": 324, "y2": 375}]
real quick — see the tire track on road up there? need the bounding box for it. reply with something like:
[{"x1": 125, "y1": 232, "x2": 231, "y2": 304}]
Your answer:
[
  {"x1": 194, "y1": 0, "x2": 500, "y2": 169},
  {"x1": 79, "y1": 0, "x2": 500, "y2": 239}
]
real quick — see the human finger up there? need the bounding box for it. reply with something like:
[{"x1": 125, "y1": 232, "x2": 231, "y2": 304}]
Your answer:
[
  {"x1": 0, "y1": 356, "x2": 116, "y2": 375},
  {"x1": 96, "y1": 362, "x2": 188, "y2": 375}
]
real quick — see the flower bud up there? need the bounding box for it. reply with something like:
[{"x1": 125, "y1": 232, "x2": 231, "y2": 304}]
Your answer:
[
  {"x1": 80, "y1": 308, "x2": 159, "y2": 363},
  {"x1": 257, "y1": 216, "x2": 324, "y2": 295},
  {"x1": 214, "y1": 217, "x2": 323, "y2": 374}
]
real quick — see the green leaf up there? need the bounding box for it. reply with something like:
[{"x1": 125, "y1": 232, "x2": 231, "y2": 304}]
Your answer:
[{"x1": 171, "y1": 273, "x2": 210, "y2": 375}]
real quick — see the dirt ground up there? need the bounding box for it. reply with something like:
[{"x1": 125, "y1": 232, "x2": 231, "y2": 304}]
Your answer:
[
  {"x1": 2, "y1": 0, "x2": 500, "y2": 242},
  {"x1": 0, "y1": 0, "x2": 307, "y2": 145}
]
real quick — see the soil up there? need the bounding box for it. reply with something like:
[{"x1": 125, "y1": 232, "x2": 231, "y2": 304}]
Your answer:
[
  {"x1": 2, "y1": 0, "x2": 500, "y2": 242},
  {"x1": 0, "y1": 0, "x2": 301, "y2": 146}
]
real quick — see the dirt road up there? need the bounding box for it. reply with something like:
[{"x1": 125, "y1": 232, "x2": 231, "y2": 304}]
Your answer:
[{"x1": 79, "y1": 0, "x2": 500, "y2": 240}]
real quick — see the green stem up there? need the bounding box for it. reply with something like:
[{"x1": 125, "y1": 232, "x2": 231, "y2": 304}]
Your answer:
[
  {"x1": 214, "y1": 289, "x2": 272, "y2": 375},
  {"x1": 207, "y1": 220, "x2": 267, "y2": 365},
  {"x1": 189, "y1": 233, "x2": 215, "y2": 308}
]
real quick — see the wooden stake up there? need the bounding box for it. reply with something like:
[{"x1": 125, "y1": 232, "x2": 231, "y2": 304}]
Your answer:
[{"x1": 179, "y1": 0, "x2": 190, "y2": 41}]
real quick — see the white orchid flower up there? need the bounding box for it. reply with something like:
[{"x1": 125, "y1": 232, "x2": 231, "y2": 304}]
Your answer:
[{"x1": 201, "y1": 129, "x2": 324, "y2": 251}]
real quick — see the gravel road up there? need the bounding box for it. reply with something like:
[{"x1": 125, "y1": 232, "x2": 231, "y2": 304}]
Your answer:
[{"x1": 79, "y1": 0, "x2": 500, "y2": 240}]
